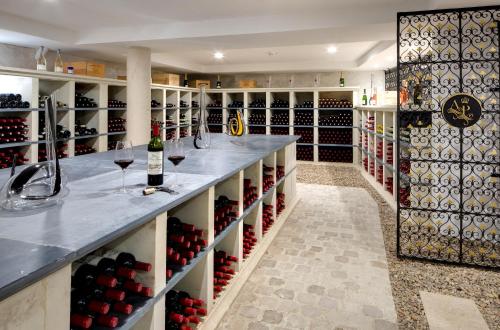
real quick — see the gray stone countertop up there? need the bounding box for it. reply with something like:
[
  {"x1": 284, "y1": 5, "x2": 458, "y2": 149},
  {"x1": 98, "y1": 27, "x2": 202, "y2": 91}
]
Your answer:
[{"x1": 0, "y1": 134, "x2": 298, "y2": 301}]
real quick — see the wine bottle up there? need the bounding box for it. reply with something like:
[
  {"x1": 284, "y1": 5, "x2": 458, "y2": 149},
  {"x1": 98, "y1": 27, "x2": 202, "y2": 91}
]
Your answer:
[
  {"x1": 362, "y1": 89, "x2": 368, "y2": 106},
  {"x1": 413, "y1": 79, "x2": 422, "y2": 105},
  {"x1": 36, "y1": 46, "x2": 47, "y2": 71},
  {"x1": 339, "y1": 72, "x2": 345, "y2": 87},
  {"x1": 148, "y1": 124, "x2": 164, "y2": 186},
  {"x1": 54, "y1": 49, "x2": 64, "y2": 73}
]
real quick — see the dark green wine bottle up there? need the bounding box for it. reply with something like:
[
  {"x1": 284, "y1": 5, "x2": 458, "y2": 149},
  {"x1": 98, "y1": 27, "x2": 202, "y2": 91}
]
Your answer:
[{"x1": 148, "y1": 124, "x2": 163, "y2": 186}]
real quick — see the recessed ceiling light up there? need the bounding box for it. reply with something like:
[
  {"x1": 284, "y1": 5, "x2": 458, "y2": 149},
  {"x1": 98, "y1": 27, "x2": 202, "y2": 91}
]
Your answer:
[
  {"x1": 214, "y1": 52, "x2": 224, "y2": 59},
  {"x1": 327, "y1": 46, "x2": 337, "y2": 54}
]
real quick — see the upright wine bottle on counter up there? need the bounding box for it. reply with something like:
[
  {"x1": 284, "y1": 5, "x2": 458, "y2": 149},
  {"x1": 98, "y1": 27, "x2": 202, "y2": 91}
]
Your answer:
[
  {"x1": 148, "y1": 124, "x2": 163, "y2": 186},
  {"x1": 339, "y1": 72, "x2": 345, "y2": 87}
]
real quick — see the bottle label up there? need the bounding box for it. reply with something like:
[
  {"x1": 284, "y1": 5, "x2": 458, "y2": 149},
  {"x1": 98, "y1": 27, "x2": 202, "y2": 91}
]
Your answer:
[
  {"x1": 37, "y1": 64, "x2": 46, "y2": 71},
  {"x1": 148, "y1": 151, "x2": 163, "y2": 175},
  {"x1": 55, "y1": 67, "x2": 63, "y2": 73}
]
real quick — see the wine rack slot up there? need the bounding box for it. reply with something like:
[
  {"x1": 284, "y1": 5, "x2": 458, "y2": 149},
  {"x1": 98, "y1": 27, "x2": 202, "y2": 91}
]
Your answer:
[
  {"x1": 151, "y1": 88, "x2": 165, "y2": 110},
  {"x1": 243, "y1": 160, "x2": 263, "y2": 204},
  {"x1": 169, "y1": 188, "x2": 214, "y2": 246},
  {"x1": 108, "y1": 85, "x2": 127, "y2": 110},
  {"x1": 243, "y1": 201, "x2": 263, "y2": 245},
  {"x1": 165, "y1": 90, "x2": 177, "y2": 109},
  {"x1": 215, "y1": 222, "x2": 243, "y2": 274},
  {"x1": 262, "y1": 192, "x2": 277, "y2": 236},
  {"x1": 171, "y1": 252, "x2": 213, "y2": 317}
]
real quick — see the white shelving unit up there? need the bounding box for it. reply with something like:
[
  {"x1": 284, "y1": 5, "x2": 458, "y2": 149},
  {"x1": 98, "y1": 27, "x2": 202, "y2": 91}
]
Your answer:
[
  {"x1": 356, "y1": 105, "x2": 397, "y2": 208},
  {"x1": 0, "y1": 66, "x2": 384, "y2": 168}
]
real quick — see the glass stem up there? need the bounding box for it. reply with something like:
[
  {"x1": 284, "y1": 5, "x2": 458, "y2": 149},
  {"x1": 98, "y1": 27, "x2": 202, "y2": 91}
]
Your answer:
[
  {"x1": 122, "y1": 169, "x2": 125, "y2": 191},
  {"x1": 174, "y1": 166, "x2": 177, "y2": 186}
]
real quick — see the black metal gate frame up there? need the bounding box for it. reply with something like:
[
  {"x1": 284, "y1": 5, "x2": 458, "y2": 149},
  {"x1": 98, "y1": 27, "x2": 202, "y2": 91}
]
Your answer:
[{"x1": 396, "y1": 5, "x2": 499, "y2": 268}]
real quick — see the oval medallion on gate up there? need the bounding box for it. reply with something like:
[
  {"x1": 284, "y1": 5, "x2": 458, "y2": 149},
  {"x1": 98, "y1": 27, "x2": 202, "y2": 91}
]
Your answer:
[{"x1": 441, "y1": 93, "x2": 482, "y2": 128}]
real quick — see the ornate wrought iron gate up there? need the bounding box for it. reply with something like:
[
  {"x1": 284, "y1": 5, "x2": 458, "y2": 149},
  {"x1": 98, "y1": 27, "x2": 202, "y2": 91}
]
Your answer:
[{"x1": 397, "y1": 6, "x2": 499, "y2": 267}]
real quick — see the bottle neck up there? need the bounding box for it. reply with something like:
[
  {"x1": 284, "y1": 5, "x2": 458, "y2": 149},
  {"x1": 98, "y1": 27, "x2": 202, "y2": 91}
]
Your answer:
[{"x1": 152, "y1": 125, "x2": 160, "y2": 137}]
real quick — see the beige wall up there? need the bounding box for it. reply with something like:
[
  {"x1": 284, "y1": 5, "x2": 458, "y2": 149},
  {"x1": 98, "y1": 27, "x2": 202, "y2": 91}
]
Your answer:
[
  {"x1": 188, "y1": 71, "x2": 386, "y2": 92},
  {"x1": 0, "y1": 43, "x2": 386, "y2": 92}
]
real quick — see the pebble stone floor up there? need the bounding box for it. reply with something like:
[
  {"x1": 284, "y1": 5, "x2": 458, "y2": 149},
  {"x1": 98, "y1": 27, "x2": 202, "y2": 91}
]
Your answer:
[{"x1": 216, "y1": 182, "x2": 397, "y2": 329}]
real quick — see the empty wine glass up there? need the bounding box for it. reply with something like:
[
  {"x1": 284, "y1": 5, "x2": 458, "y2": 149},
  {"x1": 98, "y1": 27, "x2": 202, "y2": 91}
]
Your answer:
[
  {"x1": 114, "y1": 141, "x2": 134, "y2": 193},
  {"x1": 166, "y1": 139, "x2": 185, "y2": 188}
]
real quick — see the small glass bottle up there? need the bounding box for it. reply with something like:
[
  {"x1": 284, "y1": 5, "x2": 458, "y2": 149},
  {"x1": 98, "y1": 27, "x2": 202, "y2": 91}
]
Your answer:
[
  {"x1": 216, "y1": 74, "x2": 222, "y2": 89},
  {"x1": 370, "y1": 87, "x2": 378, "y2": 106},
  {"x1": 339, "y1": 72, "x2": 345, "y2": 87},
  {"x1": 183, "y1": 74, "x2": 189, "y2": 87},
  {"x1": 54, "y1": 49, "x2": 64, "y2": 73},
  {"x1": 36, "y1": 46, "x2": 47, "y2": 71}
]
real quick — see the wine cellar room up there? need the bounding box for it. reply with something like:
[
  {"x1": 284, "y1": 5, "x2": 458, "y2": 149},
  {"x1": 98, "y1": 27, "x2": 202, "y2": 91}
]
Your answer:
[{"x1": 0, "y1": 1, "x2": 498, "y2": 330}]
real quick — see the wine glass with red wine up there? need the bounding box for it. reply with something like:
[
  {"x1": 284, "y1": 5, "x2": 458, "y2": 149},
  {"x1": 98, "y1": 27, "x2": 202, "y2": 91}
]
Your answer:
[
  {"x1": 114, "y1": 141, "x2": 134, "y2": 193},
  {"x1": 167, "y1": 139, "x2": 185, "y2": 188}
]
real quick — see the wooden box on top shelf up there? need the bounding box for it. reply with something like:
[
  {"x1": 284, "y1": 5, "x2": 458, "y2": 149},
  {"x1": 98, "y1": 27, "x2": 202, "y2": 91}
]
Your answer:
[
  {"x1": 63, "y1": 61, "x2": 105, "y2": 78},
  {"x1": 239, "y1": 80, "x2": 257, "y2": 88},
  {"x1": 190, "y1": 80, "x2": 211, "y2": 89},
  {"x1": 152, "y1": 73, "x2": 180, "y2": 86}
]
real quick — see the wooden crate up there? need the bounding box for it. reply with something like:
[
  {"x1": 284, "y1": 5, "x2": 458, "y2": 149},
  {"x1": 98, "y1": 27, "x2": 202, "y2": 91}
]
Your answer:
[
  {"x1": 63, "y1": 61, "x2": 105, "y2": 78},
  {"x1": 190, "y1": 80, "x2": 210, "y2": 89},
  {"x1": 239, "y1": 80, "x2": 257, "y2": 88},
  {"x1": 152, "y1": 73, "x2": 180, "y2": 86}
]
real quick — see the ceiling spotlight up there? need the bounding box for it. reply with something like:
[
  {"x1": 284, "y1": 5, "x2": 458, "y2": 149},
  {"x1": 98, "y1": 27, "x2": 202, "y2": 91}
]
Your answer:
[
  {"x1": 214, "y1": 52, "x2": 224, "y2": 59},
  {"x1": 327, "y1": 46, "x2": 337, "y2": 54}
]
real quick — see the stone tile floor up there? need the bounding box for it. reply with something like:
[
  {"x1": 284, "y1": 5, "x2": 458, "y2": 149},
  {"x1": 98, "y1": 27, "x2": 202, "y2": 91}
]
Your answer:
[
  {"x1": 295, "y1": 163, "x2": 499, "y2": 330},
  {"x1": 216, "y1": 183, "x2": 397, "y2": 329}
]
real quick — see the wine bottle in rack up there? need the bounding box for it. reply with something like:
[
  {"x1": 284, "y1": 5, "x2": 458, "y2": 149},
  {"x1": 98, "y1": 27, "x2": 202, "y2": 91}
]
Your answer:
[
  {"x1": 294, "y1": 128, "x2": 313, "y2": 143},
  {"x1": 151, "y1": 99, "x2": 162, "y2": 108},
  {"x1": 0, "y1": 117, "x2": 29, "y2": 143},
  {"x1": 318, "y1": 98, "x2": 352, "y2": 109},
  {"x1": 243, "y1": 224, "x2": 256, "y2": 259},
  {"x1": 294, "y1": 110, "x2": 314, "y2": 130},
  {"x1": 277, "y1": 193, "x2": 285, "y2": 215},
  {"x1": 0, "y1": 93, "x2": 30, "y2": 109},
  {"x1": 227, "y1": 100, "x2": 244, "y2": 109},
  {"x1": 276, "y1": 166, "x2": 285, "y2": 180},
  {"x1": 148, "y1": 123, "x2": 164, "y2": 186},
  {"x1": 108, "y1": 99, "x2": 127, "y2": 108},
  {"x1": 262, "y1": 164, "x2": 274, "y2": 193},
  {"x1": 165, "y1": 290, "x2": 206, "y2": 329},
  {"x1": 166, "y1": 217, "x2": 207, "y2": 278},
  {"x1": 108, "y1": 118, "x2": 126, "y2": 132},
  {"x1": 243, "y1": 179, "x2": 258, "y2": 209},
  {"x1": 296, "y1": 146, "x2": 313, "y2": 161},
  {"x1": 213, "y1": 196, "x2": 239, "y2": 236},
  {"x1": 262, "y1": 204, "x2": 274, "y2": 234},
  {"x1": 75, "y1": 93, "x2": 98, "y2": 108},
  {"x1": 213, "y1": 249, "x2": 238, "y2": 299},
  {"x1": 249, "y1": 99, "x2": 265, "y2": 108},
  {"x1": 318, "y1": 147, "x2": 353, "y2": 162}
]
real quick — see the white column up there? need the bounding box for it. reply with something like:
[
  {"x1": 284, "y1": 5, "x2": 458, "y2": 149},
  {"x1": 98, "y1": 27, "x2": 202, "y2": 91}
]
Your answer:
[{"x1": 127, "y1": 47, "x2": 151, "y2": 145}]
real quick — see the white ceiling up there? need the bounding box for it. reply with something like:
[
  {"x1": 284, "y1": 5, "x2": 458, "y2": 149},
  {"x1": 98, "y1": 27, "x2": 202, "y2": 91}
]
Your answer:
[{"x1": 0, "y1": 0, "x2": 497, "y2": 73}]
